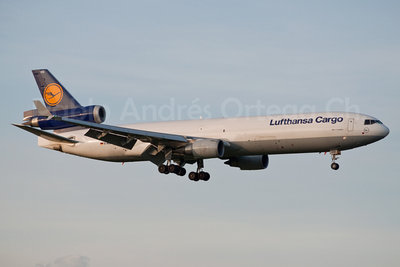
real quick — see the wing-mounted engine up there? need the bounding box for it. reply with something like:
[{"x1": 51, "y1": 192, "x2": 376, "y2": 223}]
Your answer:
[
  {"x1": 184, "y1": 139, "x2": 225, "y2": 159},
  {"x1": 224, "y1": 155, "x2": 269, "y2": 170},
  {"x1": 23, "y1": 104, "x2": 106, "y2": 130}
]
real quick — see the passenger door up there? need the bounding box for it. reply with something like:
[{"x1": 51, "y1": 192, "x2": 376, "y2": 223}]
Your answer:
[{"x1": 348, "y1": 118, "x2": 354, "y2": 131}]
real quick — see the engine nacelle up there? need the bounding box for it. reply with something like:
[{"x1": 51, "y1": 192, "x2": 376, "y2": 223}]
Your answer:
[
  {"x1": 184, "y1": 139, "x2": 225, "y2": 159},
  {"x1": 224, "y1": 155, "x2": 269, "y2": 170},
  {"x1": 26, "y1": 105, "x2": 106, "y2": 130}
]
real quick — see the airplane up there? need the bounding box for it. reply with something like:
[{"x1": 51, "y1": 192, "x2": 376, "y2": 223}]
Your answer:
[{"x1": 14, "y1": 69, "x2": 390, "y2": 182}]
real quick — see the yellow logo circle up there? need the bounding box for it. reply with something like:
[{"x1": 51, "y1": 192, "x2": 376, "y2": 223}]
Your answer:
[{"x1": 44, "y1": 83, "x2": 63, "y2": 106}]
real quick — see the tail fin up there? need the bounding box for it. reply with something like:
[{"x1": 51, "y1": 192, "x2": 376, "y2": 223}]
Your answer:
[{"x1": 32, "y1": 69, "x2": 81, "y2": 111}]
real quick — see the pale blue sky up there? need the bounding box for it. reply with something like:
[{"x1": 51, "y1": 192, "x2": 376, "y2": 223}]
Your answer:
[{"x1": 1, "y1": 1, "x2": 399, "y2": 266}]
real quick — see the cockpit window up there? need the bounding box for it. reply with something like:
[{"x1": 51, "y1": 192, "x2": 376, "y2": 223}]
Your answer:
[{"x1": 364, "y1": 119, "x2": 383, "y2": 125}]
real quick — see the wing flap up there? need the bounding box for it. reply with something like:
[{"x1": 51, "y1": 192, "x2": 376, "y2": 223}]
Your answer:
[{"x1": 85, "y1": 129, "x2": 137, "y2": 149}]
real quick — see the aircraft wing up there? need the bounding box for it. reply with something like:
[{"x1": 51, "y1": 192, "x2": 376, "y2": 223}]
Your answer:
[{"x1": 53, "y1": 117, "x2": 191, "y2": 149}]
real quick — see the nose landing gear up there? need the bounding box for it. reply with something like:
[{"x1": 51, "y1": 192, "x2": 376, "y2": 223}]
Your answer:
[{"x1": 330, "y1": 150, "x2": 341, "y2": 170}]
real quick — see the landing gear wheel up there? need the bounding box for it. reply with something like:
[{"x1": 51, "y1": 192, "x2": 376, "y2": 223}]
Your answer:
[
  {"x1": 178, "y1": 168, "x2": 186, "y2": 176},
  {"x1": 188, "y1": 172, "x2": 199, "y2": 181},
  {"x1": 331, "y1": 162, "x2": 339, "y2": 170},
  {"x1": 198, "y1": 171, "x2": 206, "y2": 180},
  {"x1": 158, "y1": 164, "x2": 169, "y2": 174},
  {"x1": 198, "y1": 171, "x2": 210, "y2": 181},
  {"x1": 168, "y1": 164, "x2": 178, "y2": 173},
  {"x1": 202, "y1": 172, "x2": 210, "y2": 181}
]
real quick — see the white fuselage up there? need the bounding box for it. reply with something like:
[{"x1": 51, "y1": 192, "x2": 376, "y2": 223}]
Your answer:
[{"x1": 39, "y1": 112, "x2": 389, "y2": 162}]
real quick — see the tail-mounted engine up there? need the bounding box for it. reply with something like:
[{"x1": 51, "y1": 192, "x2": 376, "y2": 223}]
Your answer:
[{"x1": 23, "y1": 105, "x2": 106, "y2": 130}]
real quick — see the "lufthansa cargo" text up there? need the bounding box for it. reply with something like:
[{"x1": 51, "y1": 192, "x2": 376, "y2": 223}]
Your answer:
[{"x1": 269, "y1": 116, "x2": 344, "y2": 126}]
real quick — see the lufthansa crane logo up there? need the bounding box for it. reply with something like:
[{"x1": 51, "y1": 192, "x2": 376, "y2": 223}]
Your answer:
[{"x1": 44, "y1": 83, "x2": 63, "y2": 106}]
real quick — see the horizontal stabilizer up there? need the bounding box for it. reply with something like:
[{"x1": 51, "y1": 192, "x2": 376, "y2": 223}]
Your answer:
[
  {"x1": 12, "y1": 124, "x2": 79, "y2": 144},
  {"x1": 22, "y1": 101, "x2": 52, "y2": 122},
  {"x1": 33, "y1": 100, "x2": 52, "y2": 117}
]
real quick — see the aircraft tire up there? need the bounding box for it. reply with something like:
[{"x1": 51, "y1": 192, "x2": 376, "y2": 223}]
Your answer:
[
  {"x1": 178, "y1": 168, "x2": 186, "y2": 176},
  {"x1": 158, "y1": 165, "x2": 167, "y2": 174},
  {"x1": 189, "y1": 172, "x2": 199, "y2": 181},
  {"x1": 331, "y1": 162, "x2": 339, "y2": 170},
  {"x1": 202, "y1": 172, "x2": 210, "y2": 181},
  {"x1": 198, "y1": 171, "x2": 210, "y2": 181},
  {"x1": 168, "y1": 164, "x2": 178, "y2": 173}
]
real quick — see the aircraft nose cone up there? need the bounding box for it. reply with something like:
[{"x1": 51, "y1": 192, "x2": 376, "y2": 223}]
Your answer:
[
  {"x1": 378, "y1": 124, "x2": 390, "y2": 139},
  {"x1": 381, "y1": 124, "x2": 390, "y2": 138}
]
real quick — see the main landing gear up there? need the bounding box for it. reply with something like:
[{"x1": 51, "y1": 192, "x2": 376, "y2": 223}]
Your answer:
[
  {"x1": 188, "y1": 159, "x2": 210, "y2": 182},
  {"x1": 330, "y1": 149, "x2": 341, "y2": 170},
  {"x1": 188, "y1": 171, "x2": 210, "y2": 182},
  {"x1": 158, "y1": 159, "x2": 211, "y2": 182},
  {"x1": 158, "y1": 163, "x2": 186, "y2": 176}
]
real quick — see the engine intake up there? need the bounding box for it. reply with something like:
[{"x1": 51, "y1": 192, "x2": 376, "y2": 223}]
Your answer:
[
  {"x1": 225, "y1": 155, "x2": 269, "y2": 170},
  {"x1": 184, "y1": 139, "x2": 225, "y2": 159}
]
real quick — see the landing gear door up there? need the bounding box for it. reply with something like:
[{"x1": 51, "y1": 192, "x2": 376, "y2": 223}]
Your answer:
[{"x1": 348, "y1": 118, "x2": 354, "y2": 131}]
